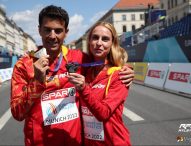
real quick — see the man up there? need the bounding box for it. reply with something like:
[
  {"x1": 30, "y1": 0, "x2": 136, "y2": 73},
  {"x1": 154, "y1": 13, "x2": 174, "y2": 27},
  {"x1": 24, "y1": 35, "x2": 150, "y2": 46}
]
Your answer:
[{"x1": 10, "y1": 5, "x2": 134, "y2": 146}]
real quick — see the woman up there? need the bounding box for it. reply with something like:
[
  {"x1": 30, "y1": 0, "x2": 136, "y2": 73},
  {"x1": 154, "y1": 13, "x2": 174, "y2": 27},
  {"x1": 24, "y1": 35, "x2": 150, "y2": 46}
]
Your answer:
[{"x1": 67, "y1": 22, "x2": 131, "y2": 146}]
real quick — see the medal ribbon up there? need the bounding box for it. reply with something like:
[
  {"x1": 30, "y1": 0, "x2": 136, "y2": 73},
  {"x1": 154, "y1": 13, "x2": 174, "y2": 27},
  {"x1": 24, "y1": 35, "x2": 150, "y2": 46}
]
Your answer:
[
  {"x1": 50, "y1": 45, "x2": 68, "y2": 72},
  {"x1": 80, "y1": 61, "x2": 104, "y2": 67},
  {"x1": 53, "y1": 52, "x2": 63, "y2": 72},
  {"x1": 67, "y1": 61, "x2": 104, "y2": 67}
]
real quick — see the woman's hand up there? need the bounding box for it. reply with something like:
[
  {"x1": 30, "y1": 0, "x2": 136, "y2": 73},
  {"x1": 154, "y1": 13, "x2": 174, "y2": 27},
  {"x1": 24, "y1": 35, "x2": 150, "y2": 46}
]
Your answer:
[
  {"x1": 119, "y1": 64, "x2": 134, "y2": 87},
  {"x1": 67, "y1": 73, "x2": 85, "y2": 91}
]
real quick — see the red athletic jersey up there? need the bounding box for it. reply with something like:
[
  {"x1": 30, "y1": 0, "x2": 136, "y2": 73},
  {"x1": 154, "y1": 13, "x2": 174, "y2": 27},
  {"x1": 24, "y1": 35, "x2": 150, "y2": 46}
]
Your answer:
[
  {"x1": 80, "y1": 69, "x2": 131, "y2": 146},
  {"x1": 11, "y1": 47, "x2": 88, "y2": 146}
]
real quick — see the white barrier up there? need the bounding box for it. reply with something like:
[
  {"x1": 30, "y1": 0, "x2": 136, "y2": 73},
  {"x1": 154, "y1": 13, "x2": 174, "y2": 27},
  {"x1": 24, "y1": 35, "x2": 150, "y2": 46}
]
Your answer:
[
  {"x1": 144, "y1": 63, "x2": 170, "y2": 89},
  {"x1": 0, "y1": 69, "x2": 6, "y2": 82},
  {"x1": 0, "y1": 68, "x2": 13, "y2": 83},
  {"x1": 164, "y1": 63, "x2": 191, "y2": 95},
  {"x1": 6, "y1": 68, "x2": 13, "y2": 78}
]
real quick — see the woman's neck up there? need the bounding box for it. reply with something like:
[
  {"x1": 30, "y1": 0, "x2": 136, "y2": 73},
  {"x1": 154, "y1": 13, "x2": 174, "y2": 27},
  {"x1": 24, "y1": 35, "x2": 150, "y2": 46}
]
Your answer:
[{"x1": 91, "y1": 64, "x2": 110, "y2": 80}]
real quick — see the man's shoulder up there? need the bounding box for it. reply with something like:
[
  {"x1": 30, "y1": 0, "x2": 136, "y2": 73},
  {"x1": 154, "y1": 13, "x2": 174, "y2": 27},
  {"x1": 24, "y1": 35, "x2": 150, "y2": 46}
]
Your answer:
[{"x1": 14, "y1": 55, "x2": 33, "y2": 68}]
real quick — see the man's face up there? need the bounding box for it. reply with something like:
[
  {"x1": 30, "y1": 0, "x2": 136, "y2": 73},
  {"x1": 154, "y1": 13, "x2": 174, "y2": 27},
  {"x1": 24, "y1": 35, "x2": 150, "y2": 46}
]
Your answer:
[{"x1": 39, "y1": 16, "x2": 68, "y2": 53}]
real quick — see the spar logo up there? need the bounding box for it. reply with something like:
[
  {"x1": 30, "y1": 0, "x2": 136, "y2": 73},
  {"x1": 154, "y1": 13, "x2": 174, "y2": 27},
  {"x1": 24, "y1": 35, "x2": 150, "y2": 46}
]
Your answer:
[
  {"x1": 42, "y1": 87, "x2": 76, "y2": 101},
  {"x1": 147, "y1": 70, "x2": 165, "y2": 79},
  {"x1": 169, "y1": 71, "x2": 191, "y2": 83},
  {"x1": 46, "y1": 103, "x2": 57, "y2": 116}
]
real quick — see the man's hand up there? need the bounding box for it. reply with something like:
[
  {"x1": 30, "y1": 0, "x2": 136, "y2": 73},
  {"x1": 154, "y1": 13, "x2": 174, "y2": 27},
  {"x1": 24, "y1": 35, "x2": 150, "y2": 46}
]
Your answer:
[
  {"x1": 34, "y1": 55, "x2": 49, "y2": 83},
  {"x1": 119, "y1": 65, "x2": 134, "y2": 87}
]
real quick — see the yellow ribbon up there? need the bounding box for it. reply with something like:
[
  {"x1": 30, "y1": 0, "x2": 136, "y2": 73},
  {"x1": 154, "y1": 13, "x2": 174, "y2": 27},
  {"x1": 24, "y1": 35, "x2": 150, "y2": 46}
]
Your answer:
[
  {"x1": 61, "y1": 45, "x2": 68, "y2": 62},
  {"x1": 105, "y1": 66, "x2": 121, "y2": 96}
]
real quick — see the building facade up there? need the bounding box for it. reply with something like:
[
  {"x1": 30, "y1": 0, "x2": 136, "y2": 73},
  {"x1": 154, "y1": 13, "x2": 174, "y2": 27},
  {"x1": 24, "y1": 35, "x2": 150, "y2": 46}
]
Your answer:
[
  {"x1": 0, "y1": 7, "x2": 6, "y2": 54},
  {"x1": 5, "y1": 18, "x2": 14, "y2": 55},
  {"x1": 160, "y1": 0, "x2": 191, "y2": 26},
  {"x1": 26, "y1": 34, "x2": 37, "y2": 52},
  {"x1": 75, "y1": 35, "x2": 88, "y2": 53},
  {"x1": 0, "y1": 6, "x2": 36, "y2": 56},
  {"x1": 74, "y1": 0, "x2": 159, "y2": 52}
]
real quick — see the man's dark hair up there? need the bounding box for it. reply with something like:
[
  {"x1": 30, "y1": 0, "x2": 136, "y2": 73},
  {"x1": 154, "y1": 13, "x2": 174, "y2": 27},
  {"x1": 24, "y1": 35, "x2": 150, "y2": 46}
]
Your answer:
[{"x1": 39, "y1": 5, "x2": 69, "y2": 29}]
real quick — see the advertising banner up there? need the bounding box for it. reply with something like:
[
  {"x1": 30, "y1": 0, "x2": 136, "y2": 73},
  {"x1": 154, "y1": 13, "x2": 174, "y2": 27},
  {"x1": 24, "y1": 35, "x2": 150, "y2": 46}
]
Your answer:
[
  {"x1": 134, "y1": 62, "x2": 148, "y2": 84},
  {"x1": 164, "y1": 63, "x2": 191, "y2": 94},
  {"x1": 0, "y1": 69, "x2": 6, "y2": 82},
  {"x1": 144, "y1": 63, "x2": 169, "y2": 89},
  {"x1": 0, "y1": 68, "x2": 13, "y2": 82}
]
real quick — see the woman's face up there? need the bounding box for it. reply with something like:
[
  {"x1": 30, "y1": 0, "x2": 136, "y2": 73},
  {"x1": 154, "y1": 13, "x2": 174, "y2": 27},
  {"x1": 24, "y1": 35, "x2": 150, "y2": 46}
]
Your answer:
[{"x1": 89, "y1": 25, "x2": 113, "y2": 61}]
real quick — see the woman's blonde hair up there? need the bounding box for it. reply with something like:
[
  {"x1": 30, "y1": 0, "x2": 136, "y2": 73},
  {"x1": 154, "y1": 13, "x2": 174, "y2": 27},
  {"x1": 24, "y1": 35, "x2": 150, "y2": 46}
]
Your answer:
[{"x1": 87, "y1": 21, "x2": 128, "y2": 67}]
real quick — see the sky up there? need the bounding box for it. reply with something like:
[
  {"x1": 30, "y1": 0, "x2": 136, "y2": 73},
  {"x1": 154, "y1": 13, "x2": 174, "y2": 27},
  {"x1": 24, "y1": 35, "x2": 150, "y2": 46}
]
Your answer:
[{"x1": 0, "y1": 0, "x2": 119, "y2": 45}]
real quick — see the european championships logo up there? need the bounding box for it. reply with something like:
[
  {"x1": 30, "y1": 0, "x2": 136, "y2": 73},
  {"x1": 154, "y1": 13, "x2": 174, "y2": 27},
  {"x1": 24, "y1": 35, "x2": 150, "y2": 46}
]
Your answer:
[
  {"x1": 46, "y1": 103, "x2": 57, "y2": 116},
  {"x1": 177, "y1": 124, "x2": 191, "y2": 144}
]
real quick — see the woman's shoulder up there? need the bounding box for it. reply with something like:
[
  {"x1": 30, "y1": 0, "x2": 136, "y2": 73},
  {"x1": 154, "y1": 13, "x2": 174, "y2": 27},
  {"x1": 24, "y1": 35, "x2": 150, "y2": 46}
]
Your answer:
[
  {"x1": 107, "y1": 66, "x2": 121, "y2": 76},
  {"x1": 105, "y1": 67, "x2": 121, "y2": 84}
]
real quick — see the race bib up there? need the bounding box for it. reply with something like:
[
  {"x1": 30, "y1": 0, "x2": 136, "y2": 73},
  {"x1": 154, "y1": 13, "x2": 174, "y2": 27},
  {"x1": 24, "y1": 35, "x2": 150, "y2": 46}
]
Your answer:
[
  {"x1": 41, "y1": 87, "x2": 79, "y2": 126},
  {"x1": 82, "y1": 106, "x2": 104, "y2": 141}
]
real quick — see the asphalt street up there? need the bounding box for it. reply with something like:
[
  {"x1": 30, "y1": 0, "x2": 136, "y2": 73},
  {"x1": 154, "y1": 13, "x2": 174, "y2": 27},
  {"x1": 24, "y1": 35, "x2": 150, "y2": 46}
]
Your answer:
[{"x1": 0, "y1": 80, "x2": 191, "y2": 146}]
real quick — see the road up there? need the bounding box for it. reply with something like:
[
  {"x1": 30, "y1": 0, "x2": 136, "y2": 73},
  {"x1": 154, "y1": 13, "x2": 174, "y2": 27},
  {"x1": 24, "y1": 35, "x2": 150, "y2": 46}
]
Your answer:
[{"x1": 0, "y1": 80, "x2": 191, "y2": 145}]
